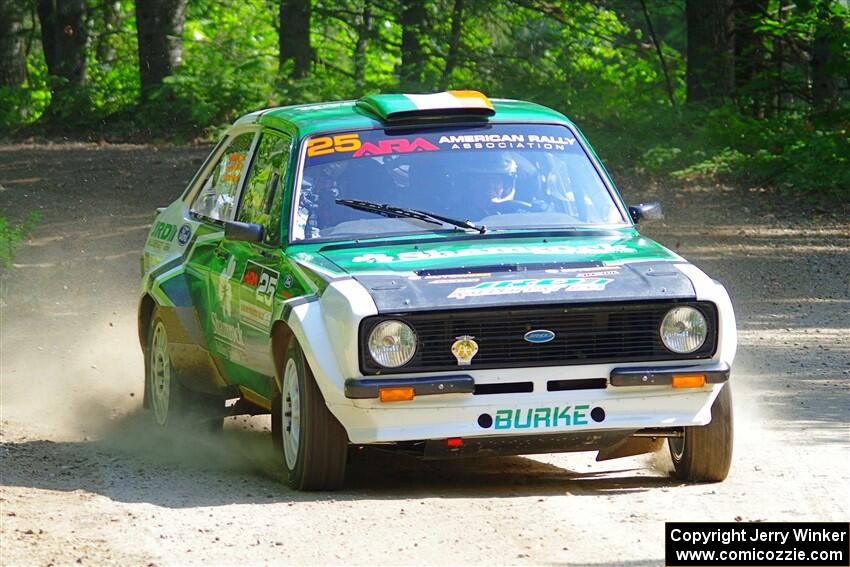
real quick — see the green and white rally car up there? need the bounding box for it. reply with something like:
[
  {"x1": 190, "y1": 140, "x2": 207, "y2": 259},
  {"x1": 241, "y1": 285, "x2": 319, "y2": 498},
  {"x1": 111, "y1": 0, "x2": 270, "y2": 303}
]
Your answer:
[{"x1": 139, "y1": 91, "x2": 736, "y2": 490}]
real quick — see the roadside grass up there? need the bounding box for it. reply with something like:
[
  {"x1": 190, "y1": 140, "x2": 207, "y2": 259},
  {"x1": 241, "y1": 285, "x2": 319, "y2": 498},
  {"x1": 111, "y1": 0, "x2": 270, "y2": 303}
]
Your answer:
[{"x1": 0, "y1": 211, "x2": 39, "y2": 270}]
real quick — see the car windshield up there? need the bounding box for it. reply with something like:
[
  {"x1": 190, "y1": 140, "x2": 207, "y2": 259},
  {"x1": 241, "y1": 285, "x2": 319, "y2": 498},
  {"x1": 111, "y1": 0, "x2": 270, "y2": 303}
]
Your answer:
[{"x1": 292, "y1": 123, "x2": 626, "y2": 241}]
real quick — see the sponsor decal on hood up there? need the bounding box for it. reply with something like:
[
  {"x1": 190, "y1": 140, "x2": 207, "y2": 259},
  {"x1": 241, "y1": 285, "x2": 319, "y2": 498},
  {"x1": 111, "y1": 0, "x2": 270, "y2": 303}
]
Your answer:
[
  {"x1": 447, "y1": 277, "x2": 613, "y2": 300},
  {"x1": 310, "y1": 233, "x2": 691, "y2": 310},
  {"x1": 351, "y1": 261, "x2": 694, "y2": 312},
  {"x1": 350, "y1": 243, "x2": 637, "y2": 265}
]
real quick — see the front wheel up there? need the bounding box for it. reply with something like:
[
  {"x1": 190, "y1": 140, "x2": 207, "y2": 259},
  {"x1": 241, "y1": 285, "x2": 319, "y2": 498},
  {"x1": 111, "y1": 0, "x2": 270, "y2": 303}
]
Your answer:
[
  {"x1": 669, "y1": 384, "x2": 734, "y2": 482},
  {"x1": 277, "y1": 341, "x2": 348, "y2": 490}
]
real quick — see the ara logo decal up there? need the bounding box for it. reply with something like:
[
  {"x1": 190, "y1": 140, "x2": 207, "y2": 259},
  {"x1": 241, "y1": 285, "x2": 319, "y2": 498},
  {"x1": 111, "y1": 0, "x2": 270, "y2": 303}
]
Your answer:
[
  {"x1": 480, "y1": 405, "x2": 605, "y2": 430},
  {"x1": 524, "y1": 330, "x2": 555, "y2": 343},
  {"x1": 243, "y1": 269, "x2": 259, "y2": 287},
  {"x1": 177, "y1": 224, "x2": 192, "y2": 246},
  {"x1": 352, "y1": 137, "x2": 439, "y2": 158},
  {"x1": 448, "y1": 277, "x2": 613, "y2": 300}
]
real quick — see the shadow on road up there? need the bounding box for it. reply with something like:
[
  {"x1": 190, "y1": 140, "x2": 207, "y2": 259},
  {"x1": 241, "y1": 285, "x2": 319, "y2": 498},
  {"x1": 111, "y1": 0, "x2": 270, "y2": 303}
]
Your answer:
[{"x1": 0, "y1": 410, "x2": 679, "y2": 508}]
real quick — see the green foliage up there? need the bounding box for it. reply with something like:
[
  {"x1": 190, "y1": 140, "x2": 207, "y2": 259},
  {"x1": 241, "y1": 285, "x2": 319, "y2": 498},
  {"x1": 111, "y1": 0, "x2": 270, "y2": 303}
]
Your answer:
[
  {"x1": 2, "y1": 0, "x2": 847, "y2": 199},
  {"x1": 0, "y1": 56, "x2": 51, "y2": 131},
  {"x1": 672, "y1": 125, "x2": 850, "y2": 197},
  {"x1": 639, "y1": 146, "x2": 683, "y2": 172},
  {"x1": 673, "y1": 148, "x2": 746, "y2": 180},
  {"x1": 0, "y1": 212, "x2": 39, "y2": 271},
  {"x1": 599, "y1": 104, "x2": 849, "y2": 199}
]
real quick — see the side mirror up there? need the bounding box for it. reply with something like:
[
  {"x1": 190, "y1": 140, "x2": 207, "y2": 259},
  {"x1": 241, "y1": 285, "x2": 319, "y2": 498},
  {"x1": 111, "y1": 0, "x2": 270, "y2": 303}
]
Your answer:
[
  {"x1": 224, "y1": 220, "x2": 264, "y2": 242},
  {"x1": 628, "y1": 202, "x2": 663, "y2": 224}
]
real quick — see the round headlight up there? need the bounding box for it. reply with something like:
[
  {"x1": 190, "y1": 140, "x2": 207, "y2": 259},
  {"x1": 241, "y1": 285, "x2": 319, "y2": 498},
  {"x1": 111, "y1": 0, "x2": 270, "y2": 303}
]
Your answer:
[
  {"x1": 660, "y1": 307, "x2": 708, "y2": 353},
  {"x1": 368, "y1": 320, "x2": 417, "y2": 368}
]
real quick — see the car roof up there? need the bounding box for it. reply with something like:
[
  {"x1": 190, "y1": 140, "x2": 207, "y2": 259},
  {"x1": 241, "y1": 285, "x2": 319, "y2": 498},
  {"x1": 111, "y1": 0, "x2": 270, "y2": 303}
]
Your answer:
[{"x1": 236, "y1": 94, "x2": 575, "y2": 138}]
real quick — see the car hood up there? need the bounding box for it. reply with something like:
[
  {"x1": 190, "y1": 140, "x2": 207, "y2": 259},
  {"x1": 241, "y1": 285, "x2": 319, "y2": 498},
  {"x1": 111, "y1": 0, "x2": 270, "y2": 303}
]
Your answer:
[{"x1": 311, "y1": 231, "x2": 696, "y2": 312}]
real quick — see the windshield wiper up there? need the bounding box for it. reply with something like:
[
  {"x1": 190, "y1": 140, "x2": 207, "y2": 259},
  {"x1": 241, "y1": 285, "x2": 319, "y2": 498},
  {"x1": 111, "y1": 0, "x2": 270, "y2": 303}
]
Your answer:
[{"x1": 335, "y1": 199, "x2": 486, "y2": 234}]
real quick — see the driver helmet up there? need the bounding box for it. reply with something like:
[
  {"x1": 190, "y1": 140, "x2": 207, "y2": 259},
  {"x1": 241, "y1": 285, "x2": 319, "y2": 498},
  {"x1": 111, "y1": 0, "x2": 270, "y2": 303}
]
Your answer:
[{"x1": 455, "y1": 151, "x2": 518, "y2": 204}]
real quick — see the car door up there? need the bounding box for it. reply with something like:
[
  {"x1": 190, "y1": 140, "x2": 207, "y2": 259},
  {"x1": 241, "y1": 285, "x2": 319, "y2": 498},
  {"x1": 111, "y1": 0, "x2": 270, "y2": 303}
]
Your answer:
[
  {"x1": 184, "y1": 129, "x2": 259, "y2": 379},
  {"x1": 219, "y1": 129, "x2": 296, "y2": 401}
]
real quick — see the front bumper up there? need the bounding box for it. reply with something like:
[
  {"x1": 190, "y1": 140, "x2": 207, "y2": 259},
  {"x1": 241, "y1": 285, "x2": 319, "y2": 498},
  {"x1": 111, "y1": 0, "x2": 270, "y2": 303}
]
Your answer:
[
  {"x1": 609, "y1": 362, "x2": 730, "y2": 386},
  {"x1": 345, "y1": 375, "x2": 475, "y2": 399},
  {"x1": 344, "y1": 362, "x2": 730, "y2": 399},
  {"x1": 331, "y1": 367, "x2": 727, "y2": 444}
]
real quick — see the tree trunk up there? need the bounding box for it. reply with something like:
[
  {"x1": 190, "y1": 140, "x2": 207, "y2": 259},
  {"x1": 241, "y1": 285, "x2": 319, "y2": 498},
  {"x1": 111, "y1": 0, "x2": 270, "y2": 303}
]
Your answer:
[
  {"x1": 37, "y1": 0, "x2": 88, "y2": 88},
  {"x1": 279, "y1": 0, "x2": 312, "y2": 79},
  {"x1": 96, "y1": 0, "x2": 122, "y2": 66},
  {"x1": 771, "y1": 0, "x2": 784, "y2": 116},
  {"x1": 686, "y1": 0, "x2": 735, "y2": 103},
  {"x1": 399, "y1": 0, "x2": 427, "y2": 91},
  {"x1": 135, "y1": 0, "x2": 188, "y2": 98},
  {"x1": 640, "y1": 0, "x2": 676, "y2": 106},
  {"x1": 438, "y1": 0, "x2": 464, "y2": 91},
  {"x1": 734, "y1": 0, "x2": 768, "y2": 115},
  {"x1": 0, "y1": 0, "x2": 27, "y2": 87},
  {"x1": 353, "y1": 1, "x2": 372, "y2": 90},
  {"x1": 810, "y1": 0, "x2": 842, "y2": 113}
]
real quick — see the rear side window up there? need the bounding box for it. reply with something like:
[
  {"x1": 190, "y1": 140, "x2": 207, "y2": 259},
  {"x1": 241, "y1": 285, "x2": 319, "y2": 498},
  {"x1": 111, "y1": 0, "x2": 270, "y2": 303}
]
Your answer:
[
  {"x1": 238, "y1": 131, "x2": 291, "y2": 244},
  {"x1": 190, "y1": 132, "x2": 256, "y2": 221}
]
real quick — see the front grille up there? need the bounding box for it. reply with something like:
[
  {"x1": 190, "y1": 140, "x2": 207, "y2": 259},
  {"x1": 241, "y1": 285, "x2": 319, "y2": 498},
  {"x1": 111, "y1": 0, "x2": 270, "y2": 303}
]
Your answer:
[{"x1": 359, "y1": 300, "x2": 717, "y2": 375}]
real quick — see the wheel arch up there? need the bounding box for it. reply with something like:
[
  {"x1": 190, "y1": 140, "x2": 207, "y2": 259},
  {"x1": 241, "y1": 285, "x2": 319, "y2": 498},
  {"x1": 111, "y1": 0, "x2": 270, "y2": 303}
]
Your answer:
[
  {"x1": 138, "y1": 293, "x2": 157, "y2": 408},
  {"x1": 138, "y1": 293, "x2": 157, "y2": 353},
  {"x1": 271, "y1": 319, "x2": 296, "y2": 394}
]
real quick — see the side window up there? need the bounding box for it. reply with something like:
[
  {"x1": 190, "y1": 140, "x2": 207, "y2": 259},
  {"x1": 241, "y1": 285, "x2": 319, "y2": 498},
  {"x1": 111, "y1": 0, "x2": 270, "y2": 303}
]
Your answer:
[
  {"x1": 190, "y1": 132, "x2": 256, "y2": 221},
  {"x1": 237, "y1": 131, "x2": 291, "y2": 244}
]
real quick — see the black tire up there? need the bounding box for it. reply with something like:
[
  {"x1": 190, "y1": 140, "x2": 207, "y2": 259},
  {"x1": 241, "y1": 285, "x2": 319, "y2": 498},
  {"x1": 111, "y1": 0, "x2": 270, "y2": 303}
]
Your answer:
[
  {"x1": 144, "y1": 309, "x2": 224, "y2": 432},
  {"x1": 271, "y1": 394, "x2": 283, "y2": 455},
  {"x1": 278, "y1": 340, "x2": 348, "y2": 491},
  {"x1": 669, "y1": 384, "x2": 734, "y2": 482}
]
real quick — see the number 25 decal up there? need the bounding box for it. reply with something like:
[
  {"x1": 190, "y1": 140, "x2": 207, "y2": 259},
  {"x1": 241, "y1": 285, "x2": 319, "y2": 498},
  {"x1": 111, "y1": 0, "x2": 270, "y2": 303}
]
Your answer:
[
  {"x1": 256, "y1": 272, "x2": 278, "y2": 306},
  {"x1": 307, "y1": 134, "x2": 362, "y2": 157}
]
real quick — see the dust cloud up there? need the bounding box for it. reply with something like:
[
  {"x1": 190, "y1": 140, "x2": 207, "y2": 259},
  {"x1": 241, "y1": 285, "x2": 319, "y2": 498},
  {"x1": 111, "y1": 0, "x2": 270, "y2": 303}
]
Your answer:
[
  {"x1": 0, "y1": 309, "x2": 283, "y2": 480},
  {"x1": 1, "y1": 313, "x2": 142, "y2": 440}
]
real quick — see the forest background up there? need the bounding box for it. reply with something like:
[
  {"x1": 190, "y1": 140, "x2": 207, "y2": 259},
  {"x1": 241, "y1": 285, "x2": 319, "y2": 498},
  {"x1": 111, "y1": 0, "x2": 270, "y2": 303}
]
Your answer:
[{"x1": 0, "y1": 0, "x2": 848, "y2": 200}]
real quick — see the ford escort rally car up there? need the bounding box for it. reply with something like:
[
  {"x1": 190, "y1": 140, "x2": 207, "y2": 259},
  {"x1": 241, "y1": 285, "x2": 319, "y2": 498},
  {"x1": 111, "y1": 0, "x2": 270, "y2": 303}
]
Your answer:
[{"x1": 139, "y1": 91, "x2": 736, "y2": 490}]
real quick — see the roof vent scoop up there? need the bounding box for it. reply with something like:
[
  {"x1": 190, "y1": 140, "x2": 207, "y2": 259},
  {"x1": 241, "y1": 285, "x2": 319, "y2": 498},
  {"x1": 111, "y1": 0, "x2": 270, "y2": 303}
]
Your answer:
[{"x1": 356, "y1": 90, "x2": 495, "y2": 122}]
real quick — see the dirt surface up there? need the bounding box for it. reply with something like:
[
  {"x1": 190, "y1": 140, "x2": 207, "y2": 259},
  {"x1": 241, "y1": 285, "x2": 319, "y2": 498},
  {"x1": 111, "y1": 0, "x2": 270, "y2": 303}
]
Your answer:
[{"x1": 1, "y1": 143, "x2": 848, "y2": 566}]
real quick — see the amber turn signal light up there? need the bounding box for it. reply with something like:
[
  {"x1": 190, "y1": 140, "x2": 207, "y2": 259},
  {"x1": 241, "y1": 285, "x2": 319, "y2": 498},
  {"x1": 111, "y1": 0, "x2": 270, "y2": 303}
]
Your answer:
[
  {"x1": 671, "y1": 374, "x2": 706, "y2": 388},
  {"x1": 379, "y1": 387, "x2": 415, "y2": 402}
]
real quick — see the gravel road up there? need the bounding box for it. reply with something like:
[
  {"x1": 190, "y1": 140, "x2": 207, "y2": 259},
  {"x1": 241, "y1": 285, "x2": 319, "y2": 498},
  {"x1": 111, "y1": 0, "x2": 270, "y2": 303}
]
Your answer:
[{"x1": 1, "y1": 143, "x2": 848, "y2": 566}]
